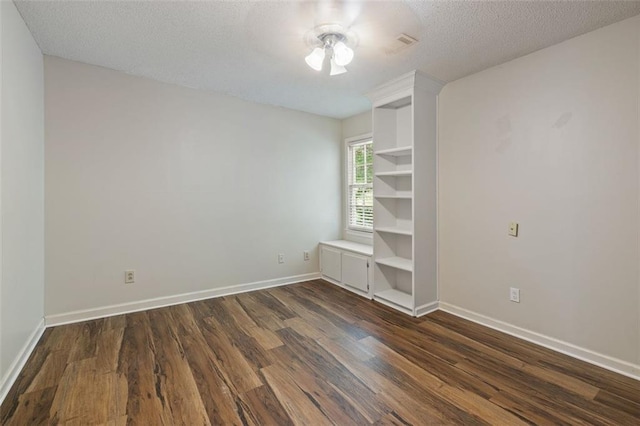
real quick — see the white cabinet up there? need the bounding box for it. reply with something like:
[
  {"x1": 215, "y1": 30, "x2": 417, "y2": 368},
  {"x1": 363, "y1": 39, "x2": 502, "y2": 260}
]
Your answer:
[
  {"x1": 319, "y1": 240, "x2": 372, "y2": 298},
  {"x1": 319, "y1": 245, "x2": 342, "y2": 282},
  {"x1": 367, "y1": 70, "x2": 443, "y2": 317},
  {"x1": 341, "y1": 251, "x2": 369, "y2": 293}
]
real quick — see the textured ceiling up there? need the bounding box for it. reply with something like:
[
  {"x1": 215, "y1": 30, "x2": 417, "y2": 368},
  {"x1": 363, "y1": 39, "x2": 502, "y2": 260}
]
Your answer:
[{"x1": 15, "y1": 0, "x2": 640, "y2": 119}]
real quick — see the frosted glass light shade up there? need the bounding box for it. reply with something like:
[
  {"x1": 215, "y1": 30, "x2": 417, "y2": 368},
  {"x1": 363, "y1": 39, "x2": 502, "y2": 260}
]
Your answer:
[
  {"x1": 330, "y1": 58, "x2": 347, "y2": 76},
  {"x1": 305, "y1": 47, "x2": 325, "y2": 71},
  {"x1": 333, "y1": 41, "x2": 354, "y2": 66}
]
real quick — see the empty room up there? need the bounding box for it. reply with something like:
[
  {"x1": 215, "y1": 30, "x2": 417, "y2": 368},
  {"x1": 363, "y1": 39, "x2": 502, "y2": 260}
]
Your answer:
[{"x1": 1, "y1": 0, "x2": 639, "y2": 424}]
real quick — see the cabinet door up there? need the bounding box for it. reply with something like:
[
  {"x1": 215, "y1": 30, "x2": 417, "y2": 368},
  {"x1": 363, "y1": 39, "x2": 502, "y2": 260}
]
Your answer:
[
  {"x1": 342, "y1": 252, "x2": 369, "y2": 293},
  {"x1": 320, "y1": 246, "x2": 342, "y2": 282}
]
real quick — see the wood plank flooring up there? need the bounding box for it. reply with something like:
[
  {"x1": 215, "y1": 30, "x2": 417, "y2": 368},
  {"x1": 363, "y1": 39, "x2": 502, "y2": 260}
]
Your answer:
[{"x1": 2, "y1": 280, "x2": 639, "y2": 425}]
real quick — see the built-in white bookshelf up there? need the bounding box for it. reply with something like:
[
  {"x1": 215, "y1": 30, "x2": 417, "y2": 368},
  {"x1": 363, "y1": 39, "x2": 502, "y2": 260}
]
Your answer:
[{"x1": 367, "y1": 71, "x2": 443, "y2": 317}]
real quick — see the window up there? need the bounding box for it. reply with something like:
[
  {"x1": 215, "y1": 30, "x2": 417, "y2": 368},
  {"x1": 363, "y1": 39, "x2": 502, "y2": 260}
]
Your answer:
[{"x1": 347, "y1": 138, "x2": 373, "y2": 232}]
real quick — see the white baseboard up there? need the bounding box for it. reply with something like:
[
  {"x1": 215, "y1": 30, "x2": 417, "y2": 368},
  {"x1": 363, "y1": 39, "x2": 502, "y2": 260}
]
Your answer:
[
  {"x1": 319, "y1": 275, "x2": 372, "y2": 300},
  {"x1": 0, "y1": 318, "x2": 46, "y2": 405},
  {"x1": 415, "y1": 301, "x2": 439, "y2": 317},
  {"x1": 438, "y1": 302, "x2": 640, "y2": 381},
  {"x1": 45, "y1": 273, "x2": 321, "y2": 327},
  {"x1": 373, "y1": 296, "x2": 414, "y2": 316}
]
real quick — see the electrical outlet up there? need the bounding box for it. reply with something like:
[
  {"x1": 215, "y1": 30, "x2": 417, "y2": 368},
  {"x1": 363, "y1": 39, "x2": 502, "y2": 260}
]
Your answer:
[
  {"x1": 510, "y1": 287, "x2": 520, "y2": 303},
  {"x1": 278, "y1": 253, "x2": 284, "y2": 264},
  {"x1": 125, "y1": 270, "x2": 135, "y2": 284},
  {"x1": 303, "y1": 251, "x2": 310, "y2": 261},
  {"x1": 509, "y1": 222, "x2": 519, "y2": 237}
]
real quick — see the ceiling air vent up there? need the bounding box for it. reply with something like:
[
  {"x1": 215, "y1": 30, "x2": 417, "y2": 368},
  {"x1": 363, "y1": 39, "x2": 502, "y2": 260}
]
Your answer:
[
  {"x1": 397, "y1": 34, "x2": 417, "y2": 46},
  {"x1": 384, "y1": 33, "x2": 419, "y2": 55}
]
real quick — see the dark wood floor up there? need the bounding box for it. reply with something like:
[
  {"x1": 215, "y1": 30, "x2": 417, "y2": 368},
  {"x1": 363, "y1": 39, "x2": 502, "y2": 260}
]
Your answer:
[{"x1": 1, "y1": 280, "x2": 639, "y2": 425}]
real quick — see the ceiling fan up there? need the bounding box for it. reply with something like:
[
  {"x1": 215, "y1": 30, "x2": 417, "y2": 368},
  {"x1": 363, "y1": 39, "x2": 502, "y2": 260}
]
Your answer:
[{"x1": 244, "y1": 0, "x2": 422, "y2": 77}]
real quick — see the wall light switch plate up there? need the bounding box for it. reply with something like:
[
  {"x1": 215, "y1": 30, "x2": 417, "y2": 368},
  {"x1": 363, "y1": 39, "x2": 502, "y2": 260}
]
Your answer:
[
  {"x1": 510, "y1": 287, "x2": 520, "y2": 303},
  {"x1": 509, "y1": 222, "x2": 519, "y2": 237}
]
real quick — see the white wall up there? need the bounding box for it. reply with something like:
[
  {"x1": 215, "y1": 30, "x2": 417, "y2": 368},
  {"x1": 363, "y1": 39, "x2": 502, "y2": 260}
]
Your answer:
[
  {"x1": 439, "y1": 15, "x2": 640, "y2": 369},
  {"x1": 44, "y1": 57, "x2": 342, "y2": 317},
  {"x1": 0, "y1": 0, "x2": 44, "y2": 382},
  {"x1": 342, "y1": 111, "x2": 372, "y2": 141},
  {"x1": 341, "y1": 111, "x2": 373, "y2": 245}
]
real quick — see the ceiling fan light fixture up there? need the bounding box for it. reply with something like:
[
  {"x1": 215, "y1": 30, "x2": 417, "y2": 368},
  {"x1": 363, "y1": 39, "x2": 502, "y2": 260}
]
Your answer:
[
  {"x1": 330, "y1": 58, "x2": 347, "y2": 76},
  {"x1": 304, "y1": 25, "x2": 356, "y2": 76},
  {"x1": 332, "y1": 41, "x2": 354, "y2": 66},
  {"x1": 305, "y1": 47, "x2": 325, "y2": 71}
]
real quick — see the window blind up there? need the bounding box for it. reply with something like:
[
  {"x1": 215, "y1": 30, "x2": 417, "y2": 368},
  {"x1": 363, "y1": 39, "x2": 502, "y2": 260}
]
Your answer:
[{"x1": 347, "y1": 140, "x2": 373, "y2": 231}]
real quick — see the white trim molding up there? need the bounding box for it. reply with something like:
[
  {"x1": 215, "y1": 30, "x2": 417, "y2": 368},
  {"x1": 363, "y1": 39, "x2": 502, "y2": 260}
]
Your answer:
[
  {"x1": 344, "y1": 133, "x2": 373, "y2": 145},
  {"x1": 344, "y1": 133, "x2": 374, "y2": 236},
  {"x1": 0, "y1": 319, "x2": 46, "y2": 405},
  {"x1": 373, "y1": 296, "x2": 414, "y2": 317},
  {"x1": 45, "y1": 273, "x2": 321, "y2": 327},
  {"x1": 439, "y1": 302, "x2": 640, "y2": 381},
  {"x1": 343, "y1": 229, "x2": 373, "y2": 241},
  {"x1": 415, "y1": 301, "x2": 439, "y2": 317},
  {"x1": 366, "y1": 70, "x2": 445, "y2": 106}
]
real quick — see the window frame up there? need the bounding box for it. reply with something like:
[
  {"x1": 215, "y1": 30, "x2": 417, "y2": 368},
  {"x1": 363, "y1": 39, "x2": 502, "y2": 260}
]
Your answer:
[{"x1": 345, "y1": 133, "x2": 374, "y2": 235}]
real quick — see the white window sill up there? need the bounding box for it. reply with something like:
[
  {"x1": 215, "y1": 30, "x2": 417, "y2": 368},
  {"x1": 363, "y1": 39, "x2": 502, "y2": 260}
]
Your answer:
[{"x1": 344, "y1": 229, "x2": 373, "y2": 245}]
